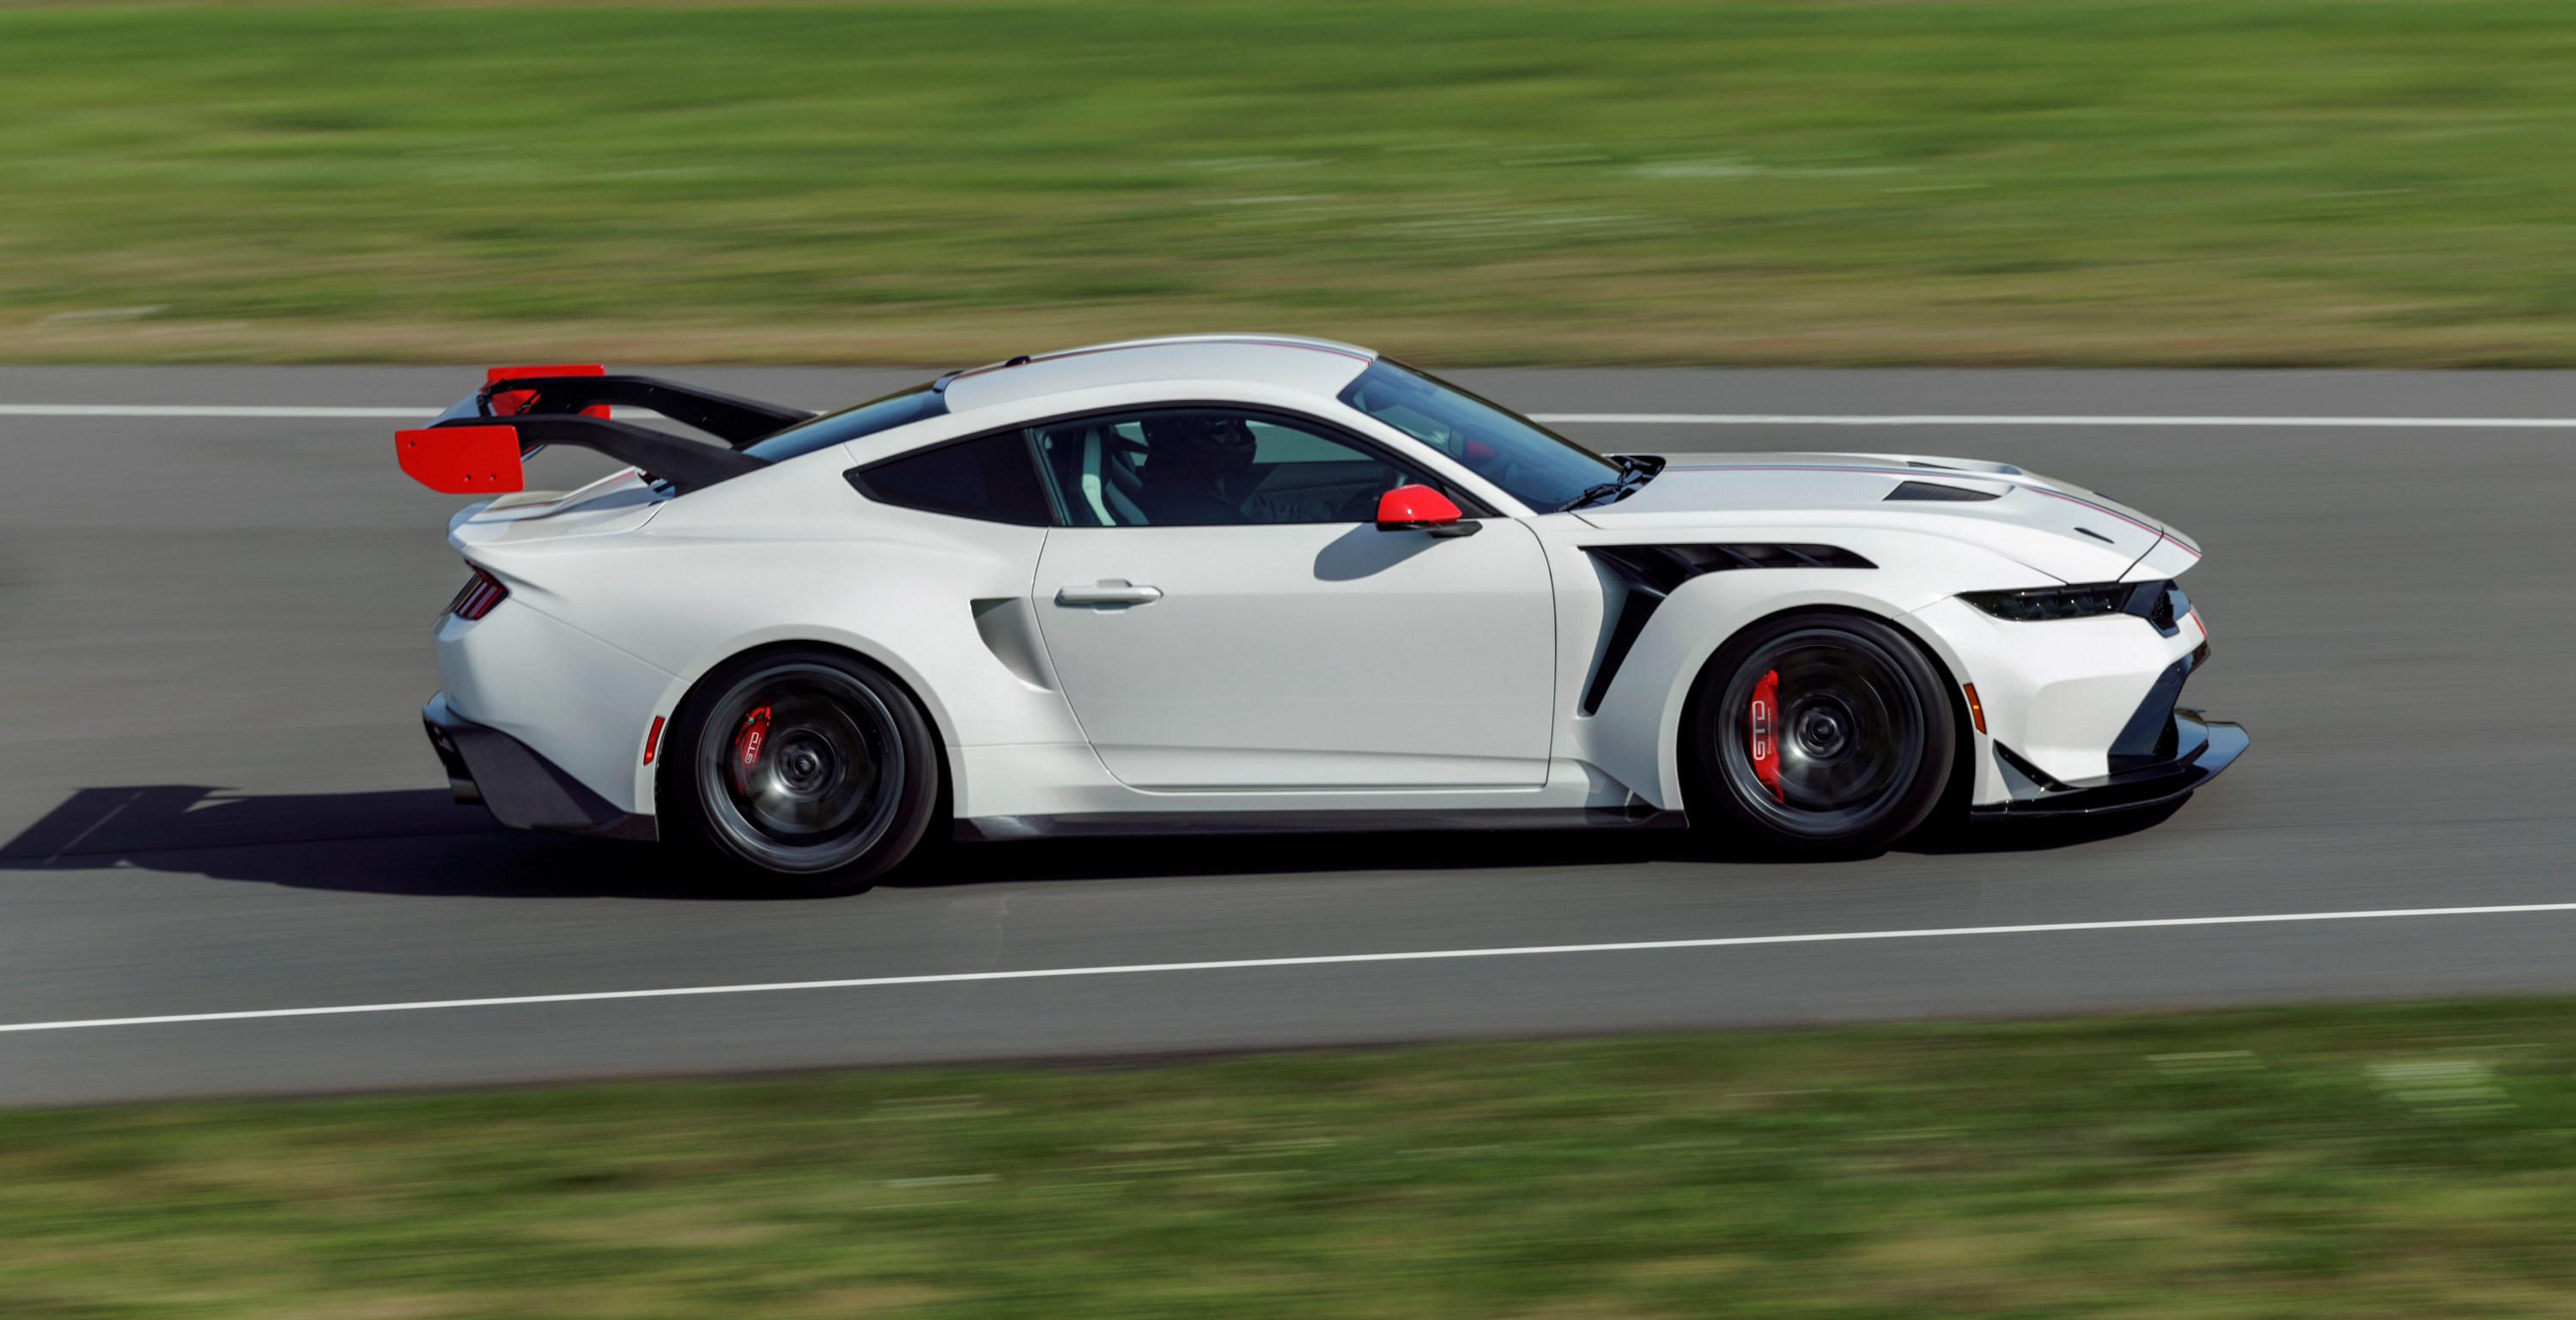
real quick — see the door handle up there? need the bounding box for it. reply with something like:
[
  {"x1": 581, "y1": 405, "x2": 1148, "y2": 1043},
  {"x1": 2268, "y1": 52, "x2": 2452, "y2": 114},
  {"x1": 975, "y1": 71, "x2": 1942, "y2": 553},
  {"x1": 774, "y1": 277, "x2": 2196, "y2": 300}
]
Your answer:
[{"x1": 1055, "y1": 581, "x2": 1164, "y2": 606}]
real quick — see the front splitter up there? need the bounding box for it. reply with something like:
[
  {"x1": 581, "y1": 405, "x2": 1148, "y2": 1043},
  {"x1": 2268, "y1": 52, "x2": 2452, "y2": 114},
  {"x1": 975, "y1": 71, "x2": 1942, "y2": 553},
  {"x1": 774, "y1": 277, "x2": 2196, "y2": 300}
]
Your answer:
[{"x1": 1971, "y1": 711, "x2": 2249, "y2": 818}]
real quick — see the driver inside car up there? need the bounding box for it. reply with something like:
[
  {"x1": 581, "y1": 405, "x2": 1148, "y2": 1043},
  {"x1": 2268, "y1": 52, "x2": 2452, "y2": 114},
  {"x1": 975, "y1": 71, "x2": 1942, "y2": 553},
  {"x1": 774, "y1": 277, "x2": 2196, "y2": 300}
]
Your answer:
[{"x1": 1133, "y1": 413, "x2": 1259, "y2": 525}]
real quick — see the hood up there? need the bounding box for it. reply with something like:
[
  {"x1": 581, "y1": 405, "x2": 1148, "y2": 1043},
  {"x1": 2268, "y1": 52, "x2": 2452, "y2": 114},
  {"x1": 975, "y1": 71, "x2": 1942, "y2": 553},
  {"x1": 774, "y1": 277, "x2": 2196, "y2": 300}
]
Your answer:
[{"x1": 1578, "y1": 452, "x2": 2190, "y2": 583}]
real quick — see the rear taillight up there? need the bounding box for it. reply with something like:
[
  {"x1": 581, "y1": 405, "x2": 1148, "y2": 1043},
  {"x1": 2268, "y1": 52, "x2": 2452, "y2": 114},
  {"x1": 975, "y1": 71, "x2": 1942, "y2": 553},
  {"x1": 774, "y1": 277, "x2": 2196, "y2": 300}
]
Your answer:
[{"x1": 448, "y1": 567, "x2": 508, "y2": 620}]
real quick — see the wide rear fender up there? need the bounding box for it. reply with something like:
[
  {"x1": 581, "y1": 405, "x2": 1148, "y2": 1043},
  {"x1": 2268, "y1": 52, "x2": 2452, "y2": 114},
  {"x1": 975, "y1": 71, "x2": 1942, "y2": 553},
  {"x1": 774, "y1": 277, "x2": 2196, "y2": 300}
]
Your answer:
[
  {"x1": 632, "y1": 623, "x2": 987, "y2": 820},
  {"x1": 464, "y1": 450, "x2": 1076, "y2": 821}
]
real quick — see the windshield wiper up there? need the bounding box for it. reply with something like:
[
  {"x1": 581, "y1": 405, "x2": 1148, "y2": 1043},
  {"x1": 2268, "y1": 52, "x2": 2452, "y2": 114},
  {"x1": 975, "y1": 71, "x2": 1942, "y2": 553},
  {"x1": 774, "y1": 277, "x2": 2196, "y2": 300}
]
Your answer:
[{"x1": 1557, "y1": 453, "x2": 1665, "y2": 512}]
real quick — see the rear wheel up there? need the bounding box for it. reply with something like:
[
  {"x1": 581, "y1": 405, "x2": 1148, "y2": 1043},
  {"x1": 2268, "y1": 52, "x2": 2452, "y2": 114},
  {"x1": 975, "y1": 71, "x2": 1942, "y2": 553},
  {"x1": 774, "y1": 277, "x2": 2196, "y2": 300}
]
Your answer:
[
  {"x1": 1687, "y1": 613, "x2": 1955, "y2": 857},
  {"x1": 661, "y1": 649, "x2": 939, "y2": 896}
]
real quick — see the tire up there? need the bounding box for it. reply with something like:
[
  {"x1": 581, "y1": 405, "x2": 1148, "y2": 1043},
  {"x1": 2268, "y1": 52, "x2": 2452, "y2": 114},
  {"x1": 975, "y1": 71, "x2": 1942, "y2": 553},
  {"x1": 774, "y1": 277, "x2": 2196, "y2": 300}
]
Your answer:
[
  {"x1": 1686, "y1": 611, "x2": 1956, "y2": 858},
  {"x1": 659, "y1": 648, "x2": 941, "y2": 897}
]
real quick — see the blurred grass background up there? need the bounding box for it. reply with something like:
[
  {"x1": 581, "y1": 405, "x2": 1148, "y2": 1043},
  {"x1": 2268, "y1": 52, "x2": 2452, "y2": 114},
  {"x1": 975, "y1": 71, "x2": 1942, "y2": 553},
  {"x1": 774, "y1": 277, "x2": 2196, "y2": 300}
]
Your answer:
[
  {"x1": 9, "y1": 999, "x2": 2576, "y2": 1317},
  {"x1": 3, "y1": 1, "x2": 2574, "y2": 365}
]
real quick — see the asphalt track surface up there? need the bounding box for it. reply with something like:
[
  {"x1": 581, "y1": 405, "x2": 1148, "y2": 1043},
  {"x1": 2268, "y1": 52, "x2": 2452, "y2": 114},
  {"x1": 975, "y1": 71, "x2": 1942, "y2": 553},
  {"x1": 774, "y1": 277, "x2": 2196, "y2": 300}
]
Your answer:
[{"x1": 3, "y1": 363, "x2": 2573, "y2": 1107}]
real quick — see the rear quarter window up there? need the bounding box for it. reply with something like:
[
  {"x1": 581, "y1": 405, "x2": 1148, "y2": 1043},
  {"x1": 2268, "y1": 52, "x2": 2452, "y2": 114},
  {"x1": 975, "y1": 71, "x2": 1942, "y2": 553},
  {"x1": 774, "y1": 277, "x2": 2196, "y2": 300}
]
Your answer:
[{"x1": 846, "y1": 432, "x2": 1054, "y2": 526}]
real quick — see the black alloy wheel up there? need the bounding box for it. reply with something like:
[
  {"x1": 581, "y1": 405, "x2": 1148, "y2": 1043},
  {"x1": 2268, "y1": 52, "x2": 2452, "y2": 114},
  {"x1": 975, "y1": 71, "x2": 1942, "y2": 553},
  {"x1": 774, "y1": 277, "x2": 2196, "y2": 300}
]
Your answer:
[
  {"x1": 663, "y1": 649, "x2": 940, "y2": 896},
  {"x1": 1687, "y1": 612, "x2": 1957, "y2": 856}
]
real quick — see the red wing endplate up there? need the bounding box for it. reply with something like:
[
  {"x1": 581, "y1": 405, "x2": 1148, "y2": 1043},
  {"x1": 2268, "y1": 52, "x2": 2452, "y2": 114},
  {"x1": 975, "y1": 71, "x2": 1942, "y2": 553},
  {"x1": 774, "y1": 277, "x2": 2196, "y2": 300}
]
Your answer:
[{"x1": 397, "y1": 425, "x2": 525, "y2": 495}]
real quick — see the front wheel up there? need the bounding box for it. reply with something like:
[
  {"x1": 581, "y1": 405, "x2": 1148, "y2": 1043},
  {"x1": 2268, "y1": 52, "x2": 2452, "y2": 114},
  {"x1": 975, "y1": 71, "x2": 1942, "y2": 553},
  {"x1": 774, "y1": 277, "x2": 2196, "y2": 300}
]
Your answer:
[
  {"x1": 661, "y1": 649, "x2": 941, "y2": 897},
  {"x1": 1686, "y1": 613, "x2": 1956, "y2": 858}
]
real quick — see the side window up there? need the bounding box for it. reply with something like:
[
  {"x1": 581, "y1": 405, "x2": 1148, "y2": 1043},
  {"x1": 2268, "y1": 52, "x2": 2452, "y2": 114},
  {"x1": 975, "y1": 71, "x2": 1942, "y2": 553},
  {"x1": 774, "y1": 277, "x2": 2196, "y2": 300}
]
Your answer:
[
  {"x1": 1029, "y1": 408, "x2": 1429, "y2": 527},
  {"x1": 848, "y1": 431, "x2": 1054, "y2": 526}
]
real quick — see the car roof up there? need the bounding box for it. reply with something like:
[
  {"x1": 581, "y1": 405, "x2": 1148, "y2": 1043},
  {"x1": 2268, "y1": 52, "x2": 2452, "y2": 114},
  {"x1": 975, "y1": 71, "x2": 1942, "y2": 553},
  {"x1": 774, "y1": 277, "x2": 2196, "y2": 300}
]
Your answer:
[{"x1": 939, "y1": 334, "x2": 1379, "y2": 417}]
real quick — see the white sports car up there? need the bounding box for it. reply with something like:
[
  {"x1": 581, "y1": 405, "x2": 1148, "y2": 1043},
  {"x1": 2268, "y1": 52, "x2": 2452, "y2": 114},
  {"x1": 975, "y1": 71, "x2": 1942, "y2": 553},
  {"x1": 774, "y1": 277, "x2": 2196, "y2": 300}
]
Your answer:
[{"x1": 399, "y1": 336, "x2": 2245, "y2": 894}]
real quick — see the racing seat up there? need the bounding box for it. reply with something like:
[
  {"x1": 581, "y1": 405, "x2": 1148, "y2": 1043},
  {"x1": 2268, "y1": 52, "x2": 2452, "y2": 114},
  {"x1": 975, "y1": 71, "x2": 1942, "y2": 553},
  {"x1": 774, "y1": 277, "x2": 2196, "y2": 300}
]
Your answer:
[{"x1": 1078, "y1": 428, "x2": 1150, "y2": 526}]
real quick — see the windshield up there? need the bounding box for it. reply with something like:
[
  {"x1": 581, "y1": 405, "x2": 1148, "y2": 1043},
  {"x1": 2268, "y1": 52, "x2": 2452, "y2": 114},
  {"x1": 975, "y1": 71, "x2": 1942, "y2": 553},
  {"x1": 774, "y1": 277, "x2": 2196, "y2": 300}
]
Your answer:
[
  {"x1": 1338, "y1": 359, "x2": 1618, "y2": 512},
  {"x1": 741, "y1": 381, "x2": 951, "y2": 463}
]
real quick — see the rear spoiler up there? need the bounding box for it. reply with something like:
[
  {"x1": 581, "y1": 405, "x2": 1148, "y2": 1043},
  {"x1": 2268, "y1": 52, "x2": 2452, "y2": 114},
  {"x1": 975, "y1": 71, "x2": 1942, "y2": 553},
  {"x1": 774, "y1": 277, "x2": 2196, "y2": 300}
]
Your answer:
[
  {"x1": 469, "y1": 368, "x2": 816, "y2": 447},
  {"x1": 398, "y1": 364, "x2": 817, "y2": 496}
]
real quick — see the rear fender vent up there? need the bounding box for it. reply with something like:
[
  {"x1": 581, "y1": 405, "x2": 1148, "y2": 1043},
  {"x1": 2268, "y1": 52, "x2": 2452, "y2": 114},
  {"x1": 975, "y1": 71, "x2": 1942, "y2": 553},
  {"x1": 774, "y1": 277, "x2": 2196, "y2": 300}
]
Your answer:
[
  {"x1": 1886, "y1": 479, "x2": 2002, "y2": 502},
  {"x1": 1577, "y1": 544, "x2": 1878, "y2": 714}
]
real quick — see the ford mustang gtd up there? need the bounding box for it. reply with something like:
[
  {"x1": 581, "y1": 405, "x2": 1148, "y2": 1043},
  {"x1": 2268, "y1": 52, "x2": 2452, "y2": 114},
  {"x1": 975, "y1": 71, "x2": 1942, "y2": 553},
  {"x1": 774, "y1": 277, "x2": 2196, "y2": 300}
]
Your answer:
[{"x1": 398, "y1": 336, "x2": 2245, "y2": 894}]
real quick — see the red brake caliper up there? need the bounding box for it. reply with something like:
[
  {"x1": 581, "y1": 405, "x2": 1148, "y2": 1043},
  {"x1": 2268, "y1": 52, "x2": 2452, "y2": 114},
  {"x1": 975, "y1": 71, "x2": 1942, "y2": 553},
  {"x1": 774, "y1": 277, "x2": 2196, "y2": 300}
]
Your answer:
[
  {"x1": 1748, "y1": 670, "x2": 1783, "y2": 803},
  {"x1": 731, "y1": 705, "x2": 773, "y2": 787}
]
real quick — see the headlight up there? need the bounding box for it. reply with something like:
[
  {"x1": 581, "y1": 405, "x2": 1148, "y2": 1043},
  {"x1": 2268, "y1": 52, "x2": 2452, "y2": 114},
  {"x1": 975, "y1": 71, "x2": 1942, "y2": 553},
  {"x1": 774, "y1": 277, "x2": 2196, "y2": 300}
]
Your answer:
[{"x1": 1963, "y1": 580, "x2": 2187, "y2": 633}]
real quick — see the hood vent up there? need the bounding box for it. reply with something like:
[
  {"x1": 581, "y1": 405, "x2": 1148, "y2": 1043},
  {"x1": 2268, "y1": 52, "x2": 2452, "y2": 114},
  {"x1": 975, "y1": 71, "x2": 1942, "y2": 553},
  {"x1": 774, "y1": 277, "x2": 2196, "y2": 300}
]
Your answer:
[
  {"x1": 1886, "y1": 479, "x2": 2002, "y2": 502},
  {"x1": 1911, "y1": 458, "x2": 2024, "y2": 475}
]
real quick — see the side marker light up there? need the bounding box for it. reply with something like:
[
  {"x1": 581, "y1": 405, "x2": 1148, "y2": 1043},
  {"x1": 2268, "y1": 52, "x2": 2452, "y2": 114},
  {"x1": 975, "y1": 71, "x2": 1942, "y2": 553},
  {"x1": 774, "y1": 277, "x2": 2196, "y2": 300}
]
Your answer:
[
  {"x1": 641, "y1": 715, "x2": 666, "y2": 766},
  {"x1": 1964, "y1": 683, "x2": 1986, "y2": 734}
]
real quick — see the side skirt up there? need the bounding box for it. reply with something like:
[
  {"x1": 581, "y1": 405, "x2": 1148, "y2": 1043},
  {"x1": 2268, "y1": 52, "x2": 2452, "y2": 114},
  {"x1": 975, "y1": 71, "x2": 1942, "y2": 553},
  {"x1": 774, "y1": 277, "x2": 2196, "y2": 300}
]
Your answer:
[{"x1": 956, "y1": 806, "x2": 1687, "y2": 842}]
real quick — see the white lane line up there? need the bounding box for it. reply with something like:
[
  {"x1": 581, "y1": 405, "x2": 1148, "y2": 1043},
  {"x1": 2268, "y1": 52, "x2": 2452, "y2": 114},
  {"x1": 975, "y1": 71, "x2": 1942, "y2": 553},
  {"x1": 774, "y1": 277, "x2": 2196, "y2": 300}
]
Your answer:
[
  {"x1": 1531, "y1": 413, "x2": 2576, "y2": 428},
  {"x1": 5, "y1": 405, "x2": 2576, "y2": 429},
  {"x1": 5, "y1": 901, "x2": 2573, "y2": 1036}
]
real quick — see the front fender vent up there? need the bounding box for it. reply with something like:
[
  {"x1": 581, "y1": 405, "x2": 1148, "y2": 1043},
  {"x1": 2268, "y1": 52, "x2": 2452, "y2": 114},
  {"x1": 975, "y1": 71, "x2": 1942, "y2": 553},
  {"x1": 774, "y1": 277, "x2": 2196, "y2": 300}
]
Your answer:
[
  {"x1": 1578, "y1": 544, "x2": 1877, "y2": 715},
  {"x1": 1587, "y1": 543, "x2": 1874, "y2": 595},
  {"x1": 1886, "y1": 479, "x2": 2002, "y2": 502}
]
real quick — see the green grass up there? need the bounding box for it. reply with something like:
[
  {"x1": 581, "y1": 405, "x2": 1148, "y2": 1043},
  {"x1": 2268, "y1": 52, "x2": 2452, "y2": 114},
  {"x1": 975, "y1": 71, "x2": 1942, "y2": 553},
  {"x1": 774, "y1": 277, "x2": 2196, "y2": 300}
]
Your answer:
[
  {"x1": 10, "y1": 1000, "x2": 2576, "y2": 1316},
  {"x1": 3, "y1": 0, "x2": 2576, "y2": 366}
]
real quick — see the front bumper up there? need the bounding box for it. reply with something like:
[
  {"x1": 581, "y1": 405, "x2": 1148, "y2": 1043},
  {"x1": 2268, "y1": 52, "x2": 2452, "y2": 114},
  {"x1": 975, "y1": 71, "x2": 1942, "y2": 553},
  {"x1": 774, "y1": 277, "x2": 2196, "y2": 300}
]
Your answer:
[
  {"x1": 1970, "y1": 709, "x2": 2248, "y2": 818},
  {"x1": 422, "y1": 692, "x2": 656, "y2": 841}
]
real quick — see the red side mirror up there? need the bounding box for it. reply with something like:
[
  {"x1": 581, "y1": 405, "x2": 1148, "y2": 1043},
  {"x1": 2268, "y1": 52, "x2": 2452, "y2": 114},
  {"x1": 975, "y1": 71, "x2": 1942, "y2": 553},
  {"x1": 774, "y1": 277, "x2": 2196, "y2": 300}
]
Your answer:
[
  {"x1": 398, "y1": 426, "x2": 526, "y2": 495},
  {"x1": 487, "y1": 363, "x2": 610, "y2": 418},
  {"x1": 1376, "y1": 485, "x2": 1479, "y2": 537},
  {"x1": 1376, "y1": 484, "x2": 1460, "y2": 528}
]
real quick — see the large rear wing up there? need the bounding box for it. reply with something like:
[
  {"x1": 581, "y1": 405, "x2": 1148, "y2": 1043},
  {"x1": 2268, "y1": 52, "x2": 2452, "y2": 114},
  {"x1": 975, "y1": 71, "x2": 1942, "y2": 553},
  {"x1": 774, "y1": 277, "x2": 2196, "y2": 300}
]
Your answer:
[
  {"x1": 471, "y1": 365, "x2": 816, "y2": 447},
  {"x1": 397, "y1": 365, "x2": 817, "y2": 496}
]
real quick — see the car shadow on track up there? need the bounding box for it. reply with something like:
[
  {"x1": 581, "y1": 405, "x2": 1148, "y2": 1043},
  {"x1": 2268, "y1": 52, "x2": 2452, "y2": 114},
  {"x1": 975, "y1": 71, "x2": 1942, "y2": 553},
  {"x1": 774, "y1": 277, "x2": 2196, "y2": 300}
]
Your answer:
[
  {"x1": 1893, "y1": 800, "x2": 2186, "y2": 856},
  {"x1": 0, "y1": 784, "x2": 2189, "y2": 899},
  {"x1": 912, "y1": 799, "x2": 2185, "y2": 885},
  {"x1": 0, "y1": 784, "x2": 717, "y2": 899}
]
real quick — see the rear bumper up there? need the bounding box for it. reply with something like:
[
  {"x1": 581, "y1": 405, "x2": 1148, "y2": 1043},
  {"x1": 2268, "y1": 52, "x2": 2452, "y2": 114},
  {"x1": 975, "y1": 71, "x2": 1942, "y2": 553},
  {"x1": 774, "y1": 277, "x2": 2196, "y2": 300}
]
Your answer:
[
  {"x1": 422, "y1": 692, "x2": 656, "y2": 841},
  {"x1": 1970, "y1": 709, "x2": 2248, "y2": 818}
]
